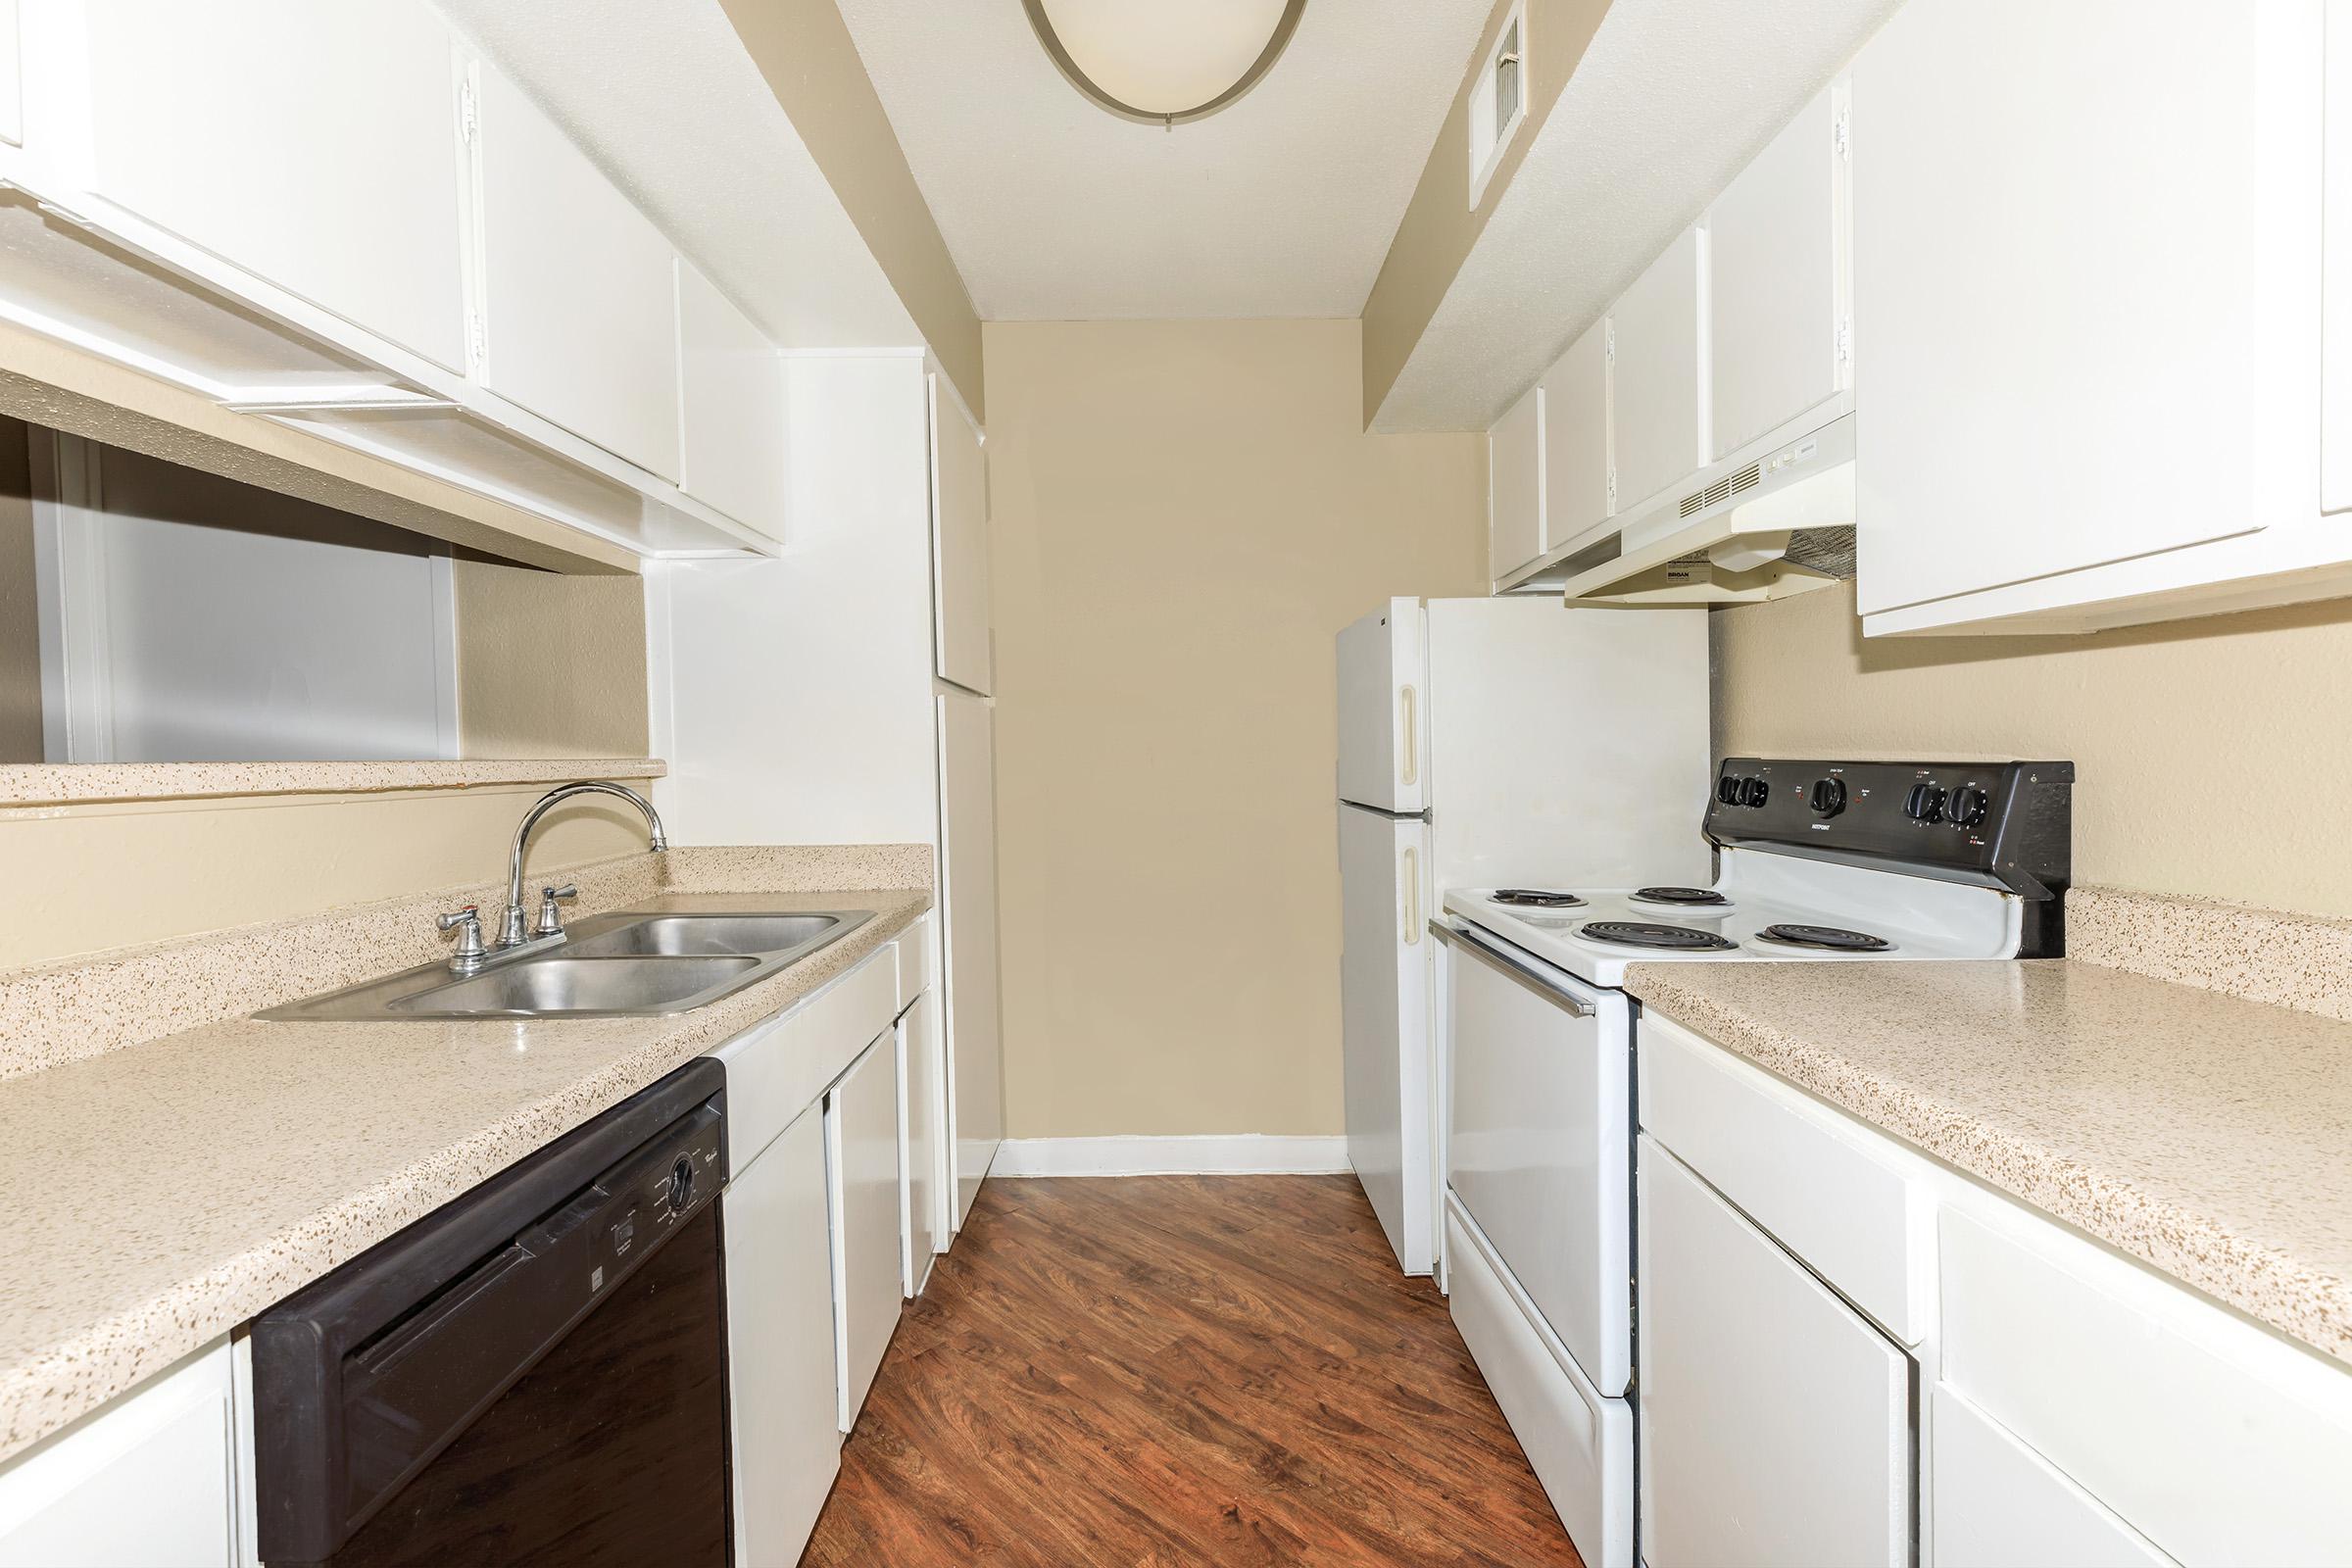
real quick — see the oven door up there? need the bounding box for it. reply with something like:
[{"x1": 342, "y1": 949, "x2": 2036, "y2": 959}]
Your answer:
[{"x1": 1436, "y1": 917, "x2": 1631, "y2": 1396}]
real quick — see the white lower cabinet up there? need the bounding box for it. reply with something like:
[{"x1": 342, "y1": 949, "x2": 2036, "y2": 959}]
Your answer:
[
  {"x1": 1929, "y1": 1385, "x2": 2176, "y2": 1568},
  {"x1": 1637, "y1": 1136, "x2": 1910, "y2": 1568},
  {"x1": 0, "y1": 1340, "x2": 239, "y2": 1568},
  {"x1": 829, "y1": 1028, "x2": 904, "y2": 1431},
  {"x1": 721, "y1": 1104, "x2": 840, "y2": 1568}
]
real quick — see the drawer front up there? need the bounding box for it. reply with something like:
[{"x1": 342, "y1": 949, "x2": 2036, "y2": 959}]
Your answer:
[
  {"x1": 709, "y1": 948, "x2": 899, "y2": 1175},
  {"x1": 1940, "y1": 1202, "x2": 2352, "y2": 1567},
  {"x1": 1638, "y1": 1011, "x2": 1924, "y2": 1342},
  {"x1": 895, "y1": 915, "x2": 935, "y2": 1008},
  {"x1": 1930, "y1": 1384, "x2": 2176, "y2": 1568}
]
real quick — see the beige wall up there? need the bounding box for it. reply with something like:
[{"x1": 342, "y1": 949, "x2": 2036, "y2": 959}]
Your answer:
[
  {"x1": 720, "y1": 0, "x2": 984, "y2": 421},
  {"x1": 1715, "y1": 582, "x2": 2352, "y2": 917},
  {"x1": 985, "y1": 318, "x2": 1487, "y2": 1139},
  {"x1": 455, "y1": 557, "x2": 648, "y2": 759},
  {"x1": 1361, "y1": 0, "x2": 1612, "y2": 425}
]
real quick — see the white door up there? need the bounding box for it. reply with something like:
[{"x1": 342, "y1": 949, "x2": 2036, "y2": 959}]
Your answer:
[
  {"x1": 76, "y1": 1, "x2": 466, "y2": 371},
  {"x1": 1540, "y1": 318, "x2": 1611, "y2": 552},
  {"x1": 1340, "y1": 804, "x2": 1432, "y2": 1275},
  {"x1": 0, "y1": 1340, "x2": 238, "y2": 1568},
  {"x1": 1930, "y1": 1385, "x2": 2177, "y2": 1568},
  {"x1": 1708, "y1": 83, "x2": 1847, "y2": 460},
  {"x1": 1445, "y1": 924, "x2": 1629, "y2": 1395},
  {"x1": 474, "y1": 63, "x2": 681, "y2": 479},
  {"x1": 1851, "y1": 1, "x2": 2266, "y2": 615},
  {"x1": 722, "y1": 1104, "x2": 841, "y2": 1568},
  {"x1": 1334, "y1": 598, "x2": 1425, "y2": 813},
  {"x1": 937, "y1": 687, "x2": 1004, "y2": 1227},
  {"x1": 0, "y1": 0, "x2": 21, "y2": 147},
  {"x1": 829, "y1": 1030, "x2": 903, "y2": 1431},
  {"x1": 1639, "y1": 1136, "x2": 1911, "y2": 1568},
  {"x1": 1610, "y1": 224, "x2": 1706, "y2": 521},
  {"x1": 899, "y1": 989, "x2": 948, "y2": 1293},
  {"x1": 676, "y1": 259, "x2": 786, "y2": 540},
  {"x1": 1488, "y1": 381, "x2": 1545, "y2": 581},
  {"x1": 930, "y1": 372, "x2": 992, "y2": 694},
  {"x1": 2325, "y1": 2, "x2": 2352, "y2": 516}
]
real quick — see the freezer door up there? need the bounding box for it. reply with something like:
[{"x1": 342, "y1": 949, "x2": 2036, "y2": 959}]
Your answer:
[
  {"x1": 1335, "y1": 598, "x2": 1426, "y2": 813},
  {"x1": 1340, "y1": 805, "x2": 1432, "y2": 1274}
]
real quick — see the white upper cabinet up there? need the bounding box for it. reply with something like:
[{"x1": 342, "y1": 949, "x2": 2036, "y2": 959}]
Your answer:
[
  {"x1": 1853, "y1": 1, "x2": 2279, "y2": 621},
  {"x1": 1488, "y1": 381, "x2": 1544, "y2": 583},
  {"x1": 0, "y1": 0, "x2": 22, "y2": 147},
  {"x1": 1541, "y1": 317, "x2": 1611, "y2": 555},
  {"x1": 2324, "y1": 7, "x2": 2352, "y2": 518},
  {"x1": 677, "y1": 259, "x2": 786, "y2": 541},
  {"x1": 1708, "y1": 83, "x2": 1847, "y2": 462},
  {"x1": 929, "y1": 373, "x2": 991, "y2": 694},
  {"x1": 1610, "y1": 225, "x2": 1706, "y2": 525},
  {"x1": 475, "y1": 64, "x2": 681, "y2": 481},
  {"x1": 75, "y1": 1, "x2": 466, "y2": 371}
]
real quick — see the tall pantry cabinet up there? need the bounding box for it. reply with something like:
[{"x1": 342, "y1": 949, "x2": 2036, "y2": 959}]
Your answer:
[{"x1": 646, "y1": 351, "x2": 1004, "y2": 1250}]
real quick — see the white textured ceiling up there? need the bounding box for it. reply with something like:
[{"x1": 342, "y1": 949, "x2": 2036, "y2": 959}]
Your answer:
[
  {"x1": 833, "y1": 0, "x2": 1496, "y2": 319},
  {"x1": 1372, "y1": 0, "x2": 1904, "y2": 431},
  {"x1": 439, "y1": 0, "x2": 919, "y2": 352}
]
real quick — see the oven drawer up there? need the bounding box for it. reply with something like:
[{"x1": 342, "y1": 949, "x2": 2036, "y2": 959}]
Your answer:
[
  {"x1": 1442, "y1": 922, "x2": 1630, "y2": 1396},
  {"x1": 1939, "y1": 1201, "x2": 2352, "y2": 1567},
  {"x1": 1638, "y1": 1011, "x2": 1928, "y2": 1344}
]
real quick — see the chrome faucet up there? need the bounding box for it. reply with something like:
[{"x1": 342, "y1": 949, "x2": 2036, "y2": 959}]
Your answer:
[{"x1": 496, "y1": 781, "x2": 667, "y2": 951}]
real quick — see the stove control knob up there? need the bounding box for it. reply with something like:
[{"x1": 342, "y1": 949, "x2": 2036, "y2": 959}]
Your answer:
[
  {"x1": 1947, "y1": 785, "x2": 1989, "y2": 829},
  {"x1": 1739, "y1": 776, "x2": 1770, "y2": 808},
  {"x1": 1716, "y1": 774, "x2": 1742, "y2": 806},
  {"x1": 1808, "y1": 777, "x2": 1847, "y2": 817},
  {"x1": 1904, "y1": 782, "x2": 1946, "y2": 823}
]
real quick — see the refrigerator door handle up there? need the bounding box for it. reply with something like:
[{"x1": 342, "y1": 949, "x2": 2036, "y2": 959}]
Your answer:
[
  {"x1": 1400, "y1": 845, "x2": 1421, "y2": 945},
  {"x1": 1398, "y1": 685, "x2": 1419, "y2": 787}
]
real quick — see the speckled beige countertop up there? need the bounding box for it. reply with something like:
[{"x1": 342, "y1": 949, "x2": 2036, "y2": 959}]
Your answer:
[
  {"x1": 1626, "y1": 958, "x2": 2352, "y2": 1366},
  {"x1": 0, "y1": 878, "x2": 930, "y2": 1463}
]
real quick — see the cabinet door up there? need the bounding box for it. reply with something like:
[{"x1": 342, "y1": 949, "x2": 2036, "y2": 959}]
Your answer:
[
  {"x1": 900, "y1": 989, "x2": 948, "y2": 1294},
  {"x1": 1610, "y1": 225, "x2": 1705, "y2": 519},
  {"x1": 1540, "y1": 318, "x2": 1609, "y2": 551},
  {"x1": 78, "y1": 1, "x2": 466, "y2": 369},
  {"x1": 476, "y1": 65, "x2": 681, "y2": 479},
  {"x1": 930, "y1": 374, "x2": 991, "y2": 693},
  {"x1": 828, "y1": 1030, "x2": 903, "y2": 1430},
  {"x1": 1487, "y1": 381, "x2": 1544, "y2": 581},
  {"x1": 1930, "y1": 1386, "x2": 2176, "y2": 1568},
  {"x1": 722, "y1": 1105, "x2": 840, "y2": 1568},
  {"x1": 0, "y1": 0, "x2": 22, "y2": 147},
  {"x1": 676, "y1": 259, "x2": 785, "y2": 540},
  {"x1": 1639, "y1": 1137, "x2": 1910, "y2": 1568},
  {"x1": 938, "y1": 688, "x2": 1004, "y2": 1228},
  {"x1": 1852, "y1": 1, "x2": 2264, "y2": 615},
  {"x1": 2325, "y1": 4, "x2": 2352, "y2": 515},
  {"x1": 0, "y1": 1341, "x2": 237, "y2": 1568},
  {"x1": 1708, "y1": 84, "x2": 1845, "y2": 460}
]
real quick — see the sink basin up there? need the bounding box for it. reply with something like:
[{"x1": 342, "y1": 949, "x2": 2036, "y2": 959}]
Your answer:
[
  {"x1": 397, "y1": 956, "x2": 760, "y2": 1017},
  {"x1": 257, "y1": 907, "x2": 877, "y2": 1022},
  {"x1": 564, "y1": 913, "x2": 842, "y2": 958}
]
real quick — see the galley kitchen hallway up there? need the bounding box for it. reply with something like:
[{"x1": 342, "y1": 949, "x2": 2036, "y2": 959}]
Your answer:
[{"x1": 800, "y1": 1175, "x2": 1582, "y2": 1567}]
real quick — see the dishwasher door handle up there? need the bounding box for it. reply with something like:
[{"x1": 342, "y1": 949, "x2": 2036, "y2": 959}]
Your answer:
[{"x1": 1429, "y1": 916, "x2": 1599, "y2": 1016}]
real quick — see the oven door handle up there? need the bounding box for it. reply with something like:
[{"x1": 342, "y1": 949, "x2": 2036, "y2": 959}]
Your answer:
[{"x1": 1429, "y1": 916, "x2": 1598, "y2": 1016}]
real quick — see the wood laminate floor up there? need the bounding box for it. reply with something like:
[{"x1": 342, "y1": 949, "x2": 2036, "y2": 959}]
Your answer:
[{"x1": 801, "y1": 1174, "x2": 1584, "y2": 1568}]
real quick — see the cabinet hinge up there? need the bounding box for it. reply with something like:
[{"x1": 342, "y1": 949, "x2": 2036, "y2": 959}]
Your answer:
[
  {"x1": 1605, "y1": 469, "x2": 1618, "y2": 511},
  {"x1": 1603, "y1": 319, "x2": 1615, "y2": 367},
  {"x1": 459, "y1": 78, "x2": 479, "y2": 146},
  {"x1": 1833, "y1": 108, "x2": 1850, "y2": 163},
  {"x1": 467, "y1": 311, "x2": 487, "y2": 369},
  {"x1": 1836, "y1": 317, "x2": 1851, "y2": 367}
]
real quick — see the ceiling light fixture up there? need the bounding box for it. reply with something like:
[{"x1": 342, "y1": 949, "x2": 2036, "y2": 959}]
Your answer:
[{"x1": 1020, "y1": 0, "x2": 1307, "y2": 128}]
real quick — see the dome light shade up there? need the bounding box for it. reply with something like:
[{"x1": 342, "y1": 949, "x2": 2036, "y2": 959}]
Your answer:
[{"x1": 1023, "y1": 0, "x2": 1306, "y2": 124}]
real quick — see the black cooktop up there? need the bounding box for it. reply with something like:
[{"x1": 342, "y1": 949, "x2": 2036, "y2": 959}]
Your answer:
[{"x1": 1581, "y1": 921, "x2": 1739, "y2": 952}]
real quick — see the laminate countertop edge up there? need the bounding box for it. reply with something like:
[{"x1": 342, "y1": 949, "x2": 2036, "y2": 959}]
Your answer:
[
  {"x1": 0, "y1": 887, "x2": 932, "y2": 1465},
  {"x1": 1625, "y1": 957, "x2": 2352, "y2": 1370}
]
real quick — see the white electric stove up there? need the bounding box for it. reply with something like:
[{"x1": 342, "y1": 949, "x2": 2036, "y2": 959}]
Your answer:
[{"x1": 1428, "y1": 758, "x2": 2075, "y2": 1568}]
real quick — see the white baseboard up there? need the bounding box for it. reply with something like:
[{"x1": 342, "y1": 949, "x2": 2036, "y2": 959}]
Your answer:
[{"x1": 990, "y1": 1134, "x2": 1352, "y2": 1178}]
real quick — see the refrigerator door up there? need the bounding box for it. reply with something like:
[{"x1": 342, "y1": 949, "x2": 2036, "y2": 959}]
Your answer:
[
  {"x1": 1340, "y1": 802, "x2": 1433, "y2": 1274},
  {"x1": 937, "y1": 688, "x2": 1004, "y2": 1228},
  {"x1": 1423, "y1": 598, "x2": 1711, "y2": 890},
  {"x1": 1336, "y1": 598, "x2": 1427, "y2": 813}
]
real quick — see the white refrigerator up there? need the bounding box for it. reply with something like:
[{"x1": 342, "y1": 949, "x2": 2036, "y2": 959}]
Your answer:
[{"x1": 1336, "y1": 596, "x2": 1710, "y2": 1275}]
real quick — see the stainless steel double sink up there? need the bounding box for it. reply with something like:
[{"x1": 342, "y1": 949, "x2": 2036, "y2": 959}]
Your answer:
[{"x1": 258, "y1": 908, "x2": 875, "y2": 1022}]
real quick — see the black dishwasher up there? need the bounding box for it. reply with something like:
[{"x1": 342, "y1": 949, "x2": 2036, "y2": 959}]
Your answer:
[{"x1": 253, "y1": 1058, "x2": 731, "y2": 1568}]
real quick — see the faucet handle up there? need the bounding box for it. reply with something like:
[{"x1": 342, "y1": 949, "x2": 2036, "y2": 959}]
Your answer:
[
  {"x1": 534, "y1": 884, "x2": 579, "y2": 939},
  {"x1": 436, "y1": 906, "x2": 488, "y2": 970}
]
